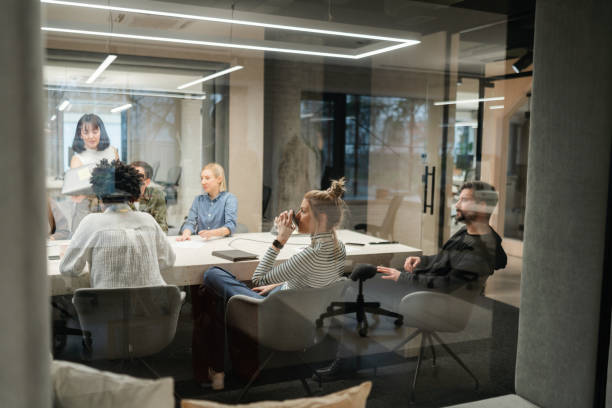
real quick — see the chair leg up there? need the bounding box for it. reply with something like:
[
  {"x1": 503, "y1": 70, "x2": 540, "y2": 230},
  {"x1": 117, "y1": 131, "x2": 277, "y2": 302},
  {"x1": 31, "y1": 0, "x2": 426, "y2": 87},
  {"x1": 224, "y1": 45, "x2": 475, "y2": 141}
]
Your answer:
[
  {"x1": 430, "y1": 332, "x2": 479, "y2": 389},
  {"x1": 237, "y1": 352, "x2": 275, "y2": 403},
  {"x1": 392, "y1": 329, "x2": 421, "y2": 353},
  {"x1": 426, "y1": 333, "x2": 436, "y2": 367},
  {"x1": 410, "y1": 334, "x2": 427, "y2": 403}
]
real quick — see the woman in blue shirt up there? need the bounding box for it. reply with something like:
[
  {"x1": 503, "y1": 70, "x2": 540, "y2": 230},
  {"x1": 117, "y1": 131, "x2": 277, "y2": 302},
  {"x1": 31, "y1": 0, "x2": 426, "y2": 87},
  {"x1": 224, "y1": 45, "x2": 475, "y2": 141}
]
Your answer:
[{"x1": 177, "y1": 163, "x2": 237, "y2": 241}]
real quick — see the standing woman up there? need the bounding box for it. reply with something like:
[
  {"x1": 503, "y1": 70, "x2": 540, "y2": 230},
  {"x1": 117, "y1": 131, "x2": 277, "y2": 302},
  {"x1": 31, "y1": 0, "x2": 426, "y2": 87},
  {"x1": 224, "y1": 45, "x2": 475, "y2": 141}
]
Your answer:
[
  {"x1": 177, "y1": 163, "x2": 237, "y2": 240},
  {"x1": 70, "y1": 113, "x2": 118, "y2": 168}
]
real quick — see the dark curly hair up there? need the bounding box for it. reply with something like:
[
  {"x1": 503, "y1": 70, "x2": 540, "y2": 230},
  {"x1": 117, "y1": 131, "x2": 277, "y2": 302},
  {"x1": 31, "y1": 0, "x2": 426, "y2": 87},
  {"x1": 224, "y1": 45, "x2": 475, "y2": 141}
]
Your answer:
[
  {"x1": 90, "y1": 159, "x2": 143, "y2": 204},
  {"x1": 72, "y1": 113, "x2": 111, "y2": 153}
]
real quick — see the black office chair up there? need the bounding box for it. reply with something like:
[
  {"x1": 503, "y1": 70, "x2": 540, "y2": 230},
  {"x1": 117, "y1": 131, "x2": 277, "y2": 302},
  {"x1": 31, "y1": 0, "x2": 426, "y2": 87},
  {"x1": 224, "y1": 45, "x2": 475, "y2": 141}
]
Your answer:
[
  {"x1": 354, "y1": 195, "x2": 403, "y2": 241},
  {"x1": 156, "y1": 166, "x2": 182, "y2": 205},
  {"x1": 316, "y1": 264, "x2": 403, "y2": 337}
]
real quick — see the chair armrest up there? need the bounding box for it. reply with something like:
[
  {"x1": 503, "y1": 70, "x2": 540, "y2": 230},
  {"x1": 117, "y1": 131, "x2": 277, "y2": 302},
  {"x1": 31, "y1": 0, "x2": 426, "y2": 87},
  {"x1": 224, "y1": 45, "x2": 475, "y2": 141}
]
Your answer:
[{"x1": 226, "y1": 295, "x2": 264, "y2": 343}]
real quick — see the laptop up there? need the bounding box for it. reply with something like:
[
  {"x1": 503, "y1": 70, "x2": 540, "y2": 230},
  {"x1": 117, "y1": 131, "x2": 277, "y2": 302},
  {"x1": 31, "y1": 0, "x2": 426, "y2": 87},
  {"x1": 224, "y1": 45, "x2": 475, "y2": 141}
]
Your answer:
[{"x1": 61, "y1": 163, "x2": 96, "y2": 195}]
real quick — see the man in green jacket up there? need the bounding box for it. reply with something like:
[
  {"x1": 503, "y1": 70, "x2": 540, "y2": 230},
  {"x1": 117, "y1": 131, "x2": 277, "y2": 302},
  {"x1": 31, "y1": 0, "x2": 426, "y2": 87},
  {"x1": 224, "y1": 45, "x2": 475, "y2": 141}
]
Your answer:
[{"x1": 130, "y1": 161, "x2": 168, "y2": 232}]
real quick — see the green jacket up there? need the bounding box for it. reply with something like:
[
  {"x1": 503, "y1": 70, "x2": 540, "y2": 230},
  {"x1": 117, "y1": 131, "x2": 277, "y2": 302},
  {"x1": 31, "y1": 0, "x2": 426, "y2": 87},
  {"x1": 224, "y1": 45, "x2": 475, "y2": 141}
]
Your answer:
[{"x1": 130, "y1": 186, "x2": 168, "y2": 232}]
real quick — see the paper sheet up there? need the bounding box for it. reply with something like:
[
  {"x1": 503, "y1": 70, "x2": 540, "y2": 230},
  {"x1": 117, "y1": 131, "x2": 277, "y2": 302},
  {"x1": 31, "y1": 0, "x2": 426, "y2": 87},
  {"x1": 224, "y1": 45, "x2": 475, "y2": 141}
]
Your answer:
[{"x1": 174, "y1": 241, "x2": 206, "y2": 249}]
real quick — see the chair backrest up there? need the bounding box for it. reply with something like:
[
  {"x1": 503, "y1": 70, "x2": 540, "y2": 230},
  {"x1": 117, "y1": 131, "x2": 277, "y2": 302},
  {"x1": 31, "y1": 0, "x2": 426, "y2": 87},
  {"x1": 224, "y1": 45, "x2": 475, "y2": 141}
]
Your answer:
[
  {"x1": 72, "y1": 285, "x2": 182, "y2": 360},
  {"x1": 380, "y1": 195, "x2": 403, "y2": 239},
  {"x1": 227, "y1": 279, "x2": 347, "y2": 352},
  {"x1": 167, "y1": 166, "x2": 181, "y2": 185},
  {"x1": 398, "y1": 289, "x2": 478, "y2": 333}
]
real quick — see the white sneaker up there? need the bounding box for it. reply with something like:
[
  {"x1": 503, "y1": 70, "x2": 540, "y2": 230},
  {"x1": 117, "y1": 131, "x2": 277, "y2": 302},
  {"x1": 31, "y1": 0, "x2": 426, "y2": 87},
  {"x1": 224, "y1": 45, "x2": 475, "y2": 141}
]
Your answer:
[{"x1": 208, "y1": 367, "x2": 225, "y2": 390}]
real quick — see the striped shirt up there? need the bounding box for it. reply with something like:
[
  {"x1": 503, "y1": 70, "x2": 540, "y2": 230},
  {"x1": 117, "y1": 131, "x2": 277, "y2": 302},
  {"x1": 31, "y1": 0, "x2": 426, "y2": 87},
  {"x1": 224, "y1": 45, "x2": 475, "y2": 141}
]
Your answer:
[{"x1": 252, "y1": 232, "x2": 346, "y2": 290}]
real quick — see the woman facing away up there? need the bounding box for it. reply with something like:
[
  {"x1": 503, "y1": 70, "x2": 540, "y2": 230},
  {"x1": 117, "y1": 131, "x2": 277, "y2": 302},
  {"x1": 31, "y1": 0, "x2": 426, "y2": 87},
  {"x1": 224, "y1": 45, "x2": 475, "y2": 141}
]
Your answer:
[
  {"x1": 193, "y1": 178, "x2": 348, "y2": 390},
  {"x1": 69, "y1": 113, "x2": 119, "y2": 168},
  {"x1": 177, "y1": 163, "x2": 238, "y2": 241},
  {"x1": 59, "y1": 159, "x2": 175, "y2": 289}
]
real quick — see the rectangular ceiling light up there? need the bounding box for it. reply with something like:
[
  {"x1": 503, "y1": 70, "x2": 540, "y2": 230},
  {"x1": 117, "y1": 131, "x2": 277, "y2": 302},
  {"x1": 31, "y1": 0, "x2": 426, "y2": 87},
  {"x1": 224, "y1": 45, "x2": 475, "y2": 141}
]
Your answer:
[
  {"x1": 41, "y1": 0, "x2": 417, "y2": 43},
  {"x1": 40, "y1": 0, "x2": 420, "y2": 59},
  {"x1": 86, "y1": 54, "x2": 117, "y2": 84},
  {"x1": 434, "y1": 96, "x2": 504, "y2": 106},
  {"x1": 58, "y1": 100, "x2": 70, "y2": 111},
  {"x1": 177, "y1": 66, "x2": 243, "y2": 90},
  {"x1": 489, "y1": 105, "x2": 505, "y2": 110},
  {"x1": 110, "y1": 103, "x2": 132, "y2": 113}
]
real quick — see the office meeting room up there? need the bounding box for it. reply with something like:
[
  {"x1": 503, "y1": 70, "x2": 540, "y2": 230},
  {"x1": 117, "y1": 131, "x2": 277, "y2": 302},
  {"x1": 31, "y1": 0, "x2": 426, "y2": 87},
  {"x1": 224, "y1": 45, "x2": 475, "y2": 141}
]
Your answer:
[{"x1": 1, "y1": 0, "x2": 611, "y2": 407}]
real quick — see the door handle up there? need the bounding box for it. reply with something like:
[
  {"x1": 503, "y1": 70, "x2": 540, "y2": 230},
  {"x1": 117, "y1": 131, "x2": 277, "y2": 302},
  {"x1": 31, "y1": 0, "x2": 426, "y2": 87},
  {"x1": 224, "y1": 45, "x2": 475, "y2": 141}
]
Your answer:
[{"x1": 423, "y1": 166, "x2": 435, "y2": 215}]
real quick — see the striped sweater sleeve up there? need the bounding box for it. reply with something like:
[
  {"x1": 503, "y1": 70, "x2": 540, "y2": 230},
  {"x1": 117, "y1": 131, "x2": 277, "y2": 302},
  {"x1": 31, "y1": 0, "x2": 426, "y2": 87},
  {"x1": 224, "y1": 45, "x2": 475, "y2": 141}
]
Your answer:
[{"x1": 252, "y1": 246, "x2": 319, "y2": 286}]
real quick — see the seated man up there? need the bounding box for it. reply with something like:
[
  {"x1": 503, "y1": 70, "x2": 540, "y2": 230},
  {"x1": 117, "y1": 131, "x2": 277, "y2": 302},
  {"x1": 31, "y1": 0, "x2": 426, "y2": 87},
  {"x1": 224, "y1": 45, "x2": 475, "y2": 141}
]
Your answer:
[
  {"x1": 60, "y1": 159, "x2": 175, "y2": 288},
  {"x1": 378, "y1": 180, "x2": 507, "y2": 294},
  {"x1": 130, "y1": 161, "x2": 168, "y2": 232}
]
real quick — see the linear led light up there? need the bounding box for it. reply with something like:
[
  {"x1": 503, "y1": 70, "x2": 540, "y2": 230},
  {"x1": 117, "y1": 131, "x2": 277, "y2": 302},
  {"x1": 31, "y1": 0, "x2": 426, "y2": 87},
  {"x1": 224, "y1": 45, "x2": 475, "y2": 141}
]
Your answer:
[
  {"x1": 58, "y1": 100, "x2": 70, "y2": 111},
  {"x1": 178, "y1": 66, "x2": 243, "y2": 90},
  {"x1": 41, "y1": 0, "x2": 418, "y2": 43},
  {"x1": 434, "y1": 96, "x2": 504, "y2": 106},
  {"x1": 45, "y1": 85, "x2": 206, "y2": 100},
  {"x1": 489, "y1": 105, "x2": 504, "y2": 110},
  {"x1": 41, "y1": 27, "x2": 417, "y2": 59},
  {"x1": 50, "y1": 114, "x2": 57, "y2": 121},
  {"x1": 110, "y1": 103, "x2": 132, "y2": 113},
  {"x1": 86, "y1": 54, "x2": 117, "y2": 84}
]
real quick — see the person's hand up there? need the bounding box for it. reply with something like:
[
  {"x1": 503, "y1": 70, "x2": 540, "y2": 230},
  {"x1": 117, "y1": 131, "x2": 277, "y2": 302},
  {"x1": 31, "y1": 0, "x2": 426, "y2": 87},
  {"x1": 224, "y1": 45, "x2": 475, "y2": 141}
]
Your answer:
[
  {"x1": 252, "y1": 283, "x2": 283, "y2": 296},
  {"x1": 176, "y1": 230, "x2": 192, "y2": 241},
  {"x1": 404, "y1": 256, "x2": 421, "y2": 273},
  {"x1": 377, "y1": 266, "x2": 401, "y2": 282},
  {"x1": 198, "y1": 229, "x2": 215, "y2": 240},
  {"x1": 274, "y1": 210, "x2": 295, "y2": 245}
]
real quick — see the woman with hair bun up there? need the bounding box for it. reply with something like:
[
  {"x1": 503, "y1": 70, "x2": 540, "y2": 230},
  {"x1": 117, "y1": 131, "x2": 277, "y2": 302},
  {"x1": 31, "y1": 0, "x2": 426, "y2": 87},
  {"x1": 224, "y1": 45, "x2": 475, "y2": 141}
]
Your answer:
[
  {"x1": 70, "y1": 113, "x2": 119, "y2": 168},
  {"x1": 194, "y1": 178, "x2": 348, "y2": 389}
]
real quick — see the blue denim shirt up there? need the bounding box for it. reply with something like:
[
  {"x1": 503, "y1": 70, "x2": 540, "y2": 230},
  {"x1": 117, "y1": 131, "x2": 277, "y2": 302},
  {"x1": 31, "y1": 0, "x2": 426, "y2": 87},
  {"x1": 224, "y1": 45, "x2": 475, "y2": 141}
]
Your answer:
[{"x1": 181, "y1": 191, "x2": 238, "y2": 235}]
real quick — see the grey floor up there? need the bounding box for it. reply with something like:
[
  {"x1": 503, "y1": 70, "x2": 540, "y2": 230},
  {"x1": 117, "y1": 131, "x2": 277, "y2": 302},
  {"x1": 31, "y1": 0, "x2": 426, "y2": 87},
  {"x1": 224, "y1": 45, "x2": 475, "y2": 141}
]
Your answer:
[{"x1": 53, "y1": 257, "x2": 523, "y2": 407}]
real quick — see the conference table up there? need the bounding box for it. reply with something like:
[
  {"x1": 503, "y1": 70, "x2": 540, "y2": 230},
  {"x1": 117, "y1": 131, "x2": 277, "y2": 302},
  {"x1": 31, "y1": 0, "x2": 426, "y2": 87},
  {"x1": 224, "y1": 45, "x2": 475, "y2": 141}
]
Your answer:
[{"x1": 47, "y1": 229, "x2": 421, "y2": 296}]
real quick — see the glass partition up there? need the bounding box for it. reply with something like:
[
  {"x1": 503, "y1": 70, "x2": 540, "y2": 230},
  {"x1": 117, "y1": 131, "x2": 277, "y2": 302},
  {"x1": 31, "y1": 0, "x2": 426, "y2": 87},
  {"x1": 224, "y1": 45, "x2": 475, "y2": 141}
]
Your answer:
[{"x1": 44, "y1": 0, "x2": 530, "y2": 405}]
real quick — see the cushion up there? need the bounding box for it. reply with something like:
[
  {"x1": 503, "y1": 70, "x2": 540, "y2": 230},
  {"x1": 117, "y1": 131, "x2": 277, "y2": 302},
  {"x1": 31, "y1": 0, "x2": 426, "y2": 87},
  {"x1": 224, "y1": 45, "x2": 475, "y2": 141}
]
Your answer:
[
  {"x1": 181, "y1": 381, "x2": 371, "y2": 408},
  {"x1": 51, "y1": 360, "x2": 174, "y2": 408}
]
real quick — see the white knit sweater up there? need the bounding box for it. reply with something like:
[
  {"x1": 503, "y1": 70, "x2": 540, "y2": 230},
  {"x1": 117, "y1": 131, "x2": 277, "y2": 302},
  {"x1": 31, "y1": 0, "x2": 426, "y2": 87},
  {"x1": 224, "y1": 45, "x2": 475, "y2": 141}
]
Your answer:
[{"x1": 59, "y1": 204, "x2": 175, "y2": 288}]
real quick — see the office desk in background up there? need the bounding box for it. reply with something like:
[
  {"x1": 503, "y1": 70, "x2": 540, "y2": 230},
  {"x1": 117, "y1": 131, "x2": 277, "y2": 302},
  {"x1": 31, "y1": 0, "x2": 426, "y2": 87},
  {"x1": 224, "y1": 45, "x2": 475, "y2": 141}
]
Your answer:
[{"x1": 47, "y1": 229, "x2": 421, "y2": 296}]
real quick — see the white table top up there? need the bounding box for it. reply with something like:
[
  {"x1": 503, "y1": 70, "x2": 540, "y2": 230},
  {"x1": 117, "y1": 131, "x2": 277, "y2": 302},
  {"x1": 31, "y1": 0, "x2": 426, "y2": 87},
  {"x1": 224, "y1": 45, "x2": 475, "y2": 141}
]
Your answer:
[{"x1": 48, "y1": 229, "x2": 421, "y2": 296}]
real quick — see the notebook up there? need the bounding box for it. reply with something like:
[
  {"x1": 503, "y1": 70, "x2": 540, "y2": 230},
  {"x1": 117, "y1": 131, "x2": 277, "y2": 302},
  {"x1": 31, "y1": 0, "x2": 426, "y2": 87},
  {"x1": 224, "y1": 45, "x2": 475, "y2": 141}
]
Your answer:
[{"x1": 211, "y1": 250, "x2": 259, "y2": 262}]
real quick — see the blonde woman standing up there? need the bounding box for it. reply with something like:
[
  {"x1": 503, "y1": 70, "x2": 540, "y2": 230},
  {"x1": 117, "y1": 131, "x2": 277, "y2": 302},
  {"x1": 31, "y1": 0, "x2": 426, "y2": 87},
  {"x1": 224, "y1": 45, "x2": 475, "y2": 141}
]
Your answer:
[{"x1": 177, "y1": 163, "x2": 237, "y2": 240}]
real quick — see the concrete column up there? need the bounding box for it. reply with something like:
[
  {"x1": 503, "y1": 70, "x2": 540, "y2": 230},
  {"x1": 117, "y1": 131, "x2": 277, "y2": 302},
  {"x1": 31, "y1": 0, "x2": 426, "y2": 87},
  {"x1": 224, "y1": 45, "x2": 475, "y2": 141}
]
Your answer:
[
  {"x1": 0, "y1": 0, "x2": 51, "y2": 407},
  {"x1": 516, "y1": 0, "x2": 612, "y2": 407}
]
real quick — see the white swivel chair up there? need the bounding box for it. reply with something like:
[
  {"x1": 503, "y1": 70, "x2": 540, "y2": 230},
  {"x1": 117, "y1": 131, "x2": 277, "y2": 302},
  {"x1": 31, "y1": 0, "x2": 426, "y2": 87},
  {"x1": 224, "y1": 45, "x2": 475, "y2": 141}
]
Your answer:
[
  {"x1": 394, "y1": 284, "x2": 483, "y2": 403},
  {"x1": 226, "y1": 279, "x2": 348, "y2": 402},
  {"x1": 72, "y1": 285, "x2": 185, "y2": 376}
]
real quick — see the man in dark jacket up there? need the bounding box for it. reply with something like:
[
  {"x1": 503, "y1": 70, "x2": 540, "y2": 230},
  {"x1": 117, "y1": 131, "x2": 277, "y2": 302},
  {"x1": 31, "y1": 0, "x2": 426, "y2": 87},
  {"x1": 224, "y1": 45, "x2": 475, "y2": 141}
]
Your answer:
[{"x1": 377, "y1": 181, "x2": 507, "y2": 294}]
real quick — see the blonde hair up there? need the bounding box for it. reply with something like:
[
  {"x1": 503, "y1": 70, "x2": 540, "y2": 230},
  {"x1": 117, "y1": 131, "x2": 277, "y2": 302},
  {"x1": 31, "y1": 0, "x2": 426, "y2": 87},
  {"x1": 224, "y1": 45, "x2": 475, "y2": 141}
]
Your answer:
[
  {"x1": 202, "y1": 163, "x2": 227, "y2": 192},
  {"x1": 304, "y1": 177, "x2": 347, "y2": 234}
]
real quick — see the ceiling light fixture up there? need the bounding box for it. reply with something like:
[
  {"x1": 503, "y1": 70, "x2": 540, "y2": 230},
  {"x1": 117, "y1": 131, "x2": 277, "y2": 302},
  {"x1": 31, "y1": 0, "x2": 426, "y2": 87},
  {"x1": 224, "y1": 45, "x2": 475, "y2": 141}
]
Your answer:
[
  {"x1": 434, "y1": 96, "x2": 504, "y2": 106},
  {"x1": 41, "y1": 0, "x2": 418, "y2": 43},
  {"x1": 178, "y1": 66, "x2": 243, "y2": 90},
  {"x1": 86, "y1": 54, "x2": 117, "y2": 84},
  {"x1": 110, "y1": 103, "x2": 133, "y2": 113},
  {"x1": 50, "y1": 114, "x2": 57, "y2": 121},
  {"x1": 489, "y1": 105, "x2": 504, "y2": 110},
  {"x1": 41, "y1": 27, "x2": 417, "y2": 59},
  {"x1": 58, "y1": 100, "x2": 70, "y2": 111}
]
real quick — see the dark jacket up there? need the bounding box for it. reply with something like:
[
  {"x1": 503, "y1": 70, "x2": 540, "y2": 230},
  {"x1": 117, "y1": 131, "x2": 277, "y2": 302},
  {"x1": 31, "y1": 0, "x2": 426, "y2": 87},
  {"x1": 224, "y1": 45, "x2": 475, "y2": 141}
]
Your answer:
[{"x1": 399, "y1": 226, "x2": 507, "y2": 293}]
